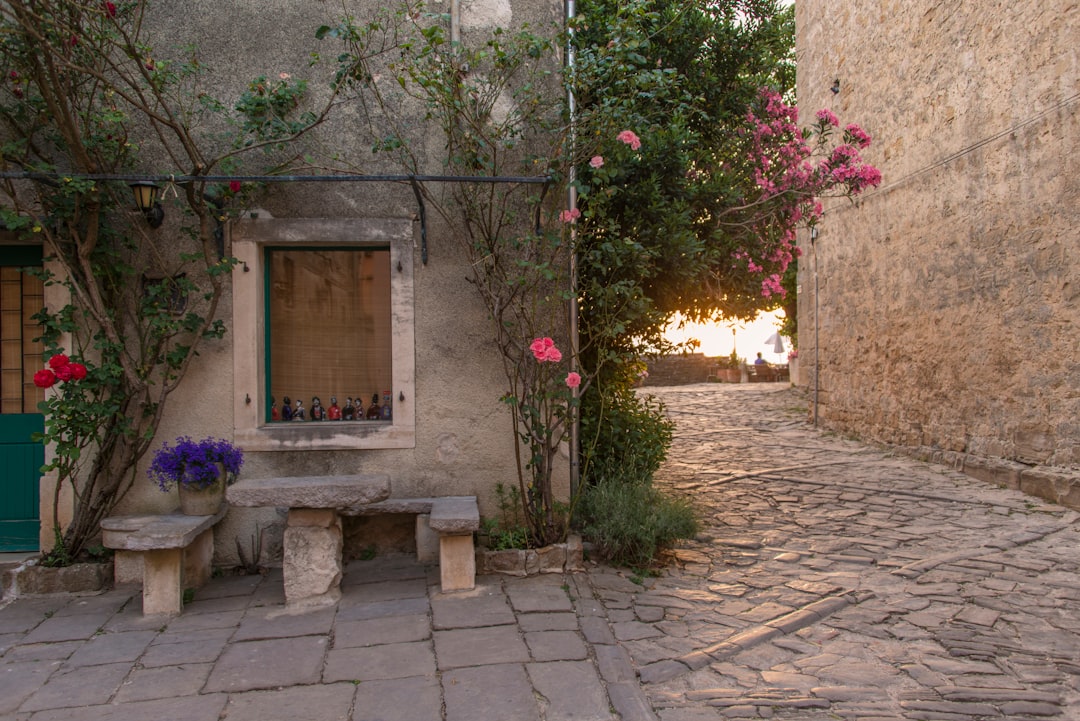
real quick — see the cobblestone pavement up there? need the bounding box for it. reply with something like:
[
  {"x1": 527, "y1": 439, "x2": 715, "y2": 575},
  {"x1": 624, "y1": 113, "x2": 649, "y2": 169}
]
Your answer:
[{"x1": 582, "y1": 383, "x2": 1080, "y2": 720}]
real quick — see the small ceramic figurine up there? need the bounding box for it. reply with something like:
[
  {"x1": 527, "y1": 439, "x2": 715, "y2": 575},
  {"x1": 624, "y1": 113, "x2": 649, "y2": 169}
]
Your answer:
[
  {"x1": 271, "y1": 396, "x2": 280, "y2": 422},
  {"x1": 311, "y1": 396, "x2": 324, "y2": 421},
  {"x1": 354, "y1": 394, "x2": 365, "y2": 419},
  {"x1": 292, "y1": 398, "x2": 306, "y2": 421},
  {"x1": 281, "y1": 395, "x2": 293, "y2": 421},
  {"x1": 365, "y1": 392, "x2": 381, "y2": 420},
  {"x1": 328, "y1": 396, "x2": 342, "y2": 420},
  {"x1": 342, "y1": 397, "x2": 355, "y2": 421}
]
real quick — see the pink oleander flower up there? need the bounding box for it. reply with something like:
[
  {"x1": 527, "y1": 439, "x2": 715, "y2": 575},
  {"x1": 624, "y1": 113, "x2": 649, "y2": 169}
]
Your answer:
[
  {"x1": 844, "y1": 123, "x2": 872, "y2": 148},
  {"x1": 815, "y1": 108, "x2": 839, "y2": 127},
  {"x1": 565, "y1": 372, "x2": 581, "y2": 389},
  {"x1": 617, "y1": 130, "x2": 641, "y2": 150},
  {"x1": 559, "y1": 208, "x2": 581, "y2": 224},
  {"x1": 761, "y1": 274, "x2": 786, "y2": 298},
  {"x1": 589, "y1": 155, "x2": 604, "y2": 169}
]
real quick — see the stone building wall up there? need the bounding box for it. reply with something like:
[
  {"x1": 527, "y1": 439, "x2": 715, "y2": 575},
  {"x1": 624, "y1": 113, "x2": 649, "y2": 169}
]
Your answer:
[
  {"x1": 87, "y1": 0, "x2": 568, "y2": 562},
  {"x1": 795, "y1": 2, "x2": 1080, "y2": 501}
]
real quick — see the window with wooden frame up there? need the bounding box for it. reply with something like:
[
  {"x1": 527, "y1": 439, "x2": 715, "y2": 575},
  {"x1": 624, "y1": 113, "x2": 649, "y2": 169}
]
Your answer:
[{"x1": 231, "y1": 217, "x2": 415, "y2": 451}]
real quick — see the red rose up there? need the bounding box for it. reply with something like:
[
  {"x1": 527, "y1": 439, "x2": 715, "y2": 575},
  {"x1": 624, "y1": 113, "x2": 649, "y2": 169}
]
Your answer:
[
  {"x1": 48, "y1": 354, "x2": 70, "y2": 369},
  {"x1": 70, "y1": 363, "x2": 88, "y2": 380},
  {"x1": 229, "y1": 180, "x2": 241, "y2": 193},
  {"x1": 33, "y1": 369, "x2": 57, "y2": 388},
  {"x1": 104, "y1": 1, "x2": 116, "y2": 17},
  {"x1": 54, "y1": 364, "x2": 74, "y2": 382}
]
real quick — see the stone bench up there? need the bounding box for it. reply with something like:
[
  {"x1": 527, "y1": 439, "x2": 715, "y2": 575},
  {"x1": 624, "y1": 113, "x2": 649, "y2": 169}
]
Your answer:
[
  {"x1": 101, "y1": 507, "x2": 226, "y2": 616},
  {"x1": 226, "y1": 475, "x2": 480, "y2": 608}
]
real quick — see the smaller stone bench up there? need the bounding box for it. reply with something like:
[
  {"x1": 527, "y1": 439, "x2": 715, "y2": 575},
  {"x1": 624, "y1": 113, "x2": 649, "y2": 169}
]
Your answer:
[
  {"x1": 227, "y1": 475, "x2": 480, "y2": 608},
  {"x1": 101, "y1": 507, "x2": 226, "y2": 616}
]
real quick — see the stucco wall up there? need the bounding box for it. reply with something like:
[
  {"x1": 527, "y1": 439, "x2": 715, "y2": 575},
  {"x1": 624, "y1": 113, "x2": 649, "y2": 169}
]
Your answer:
[
  {"x1": 795, "y1": 3, "x2": 1080, "y2": 495},
  {"x1": 104, "y1": 0, "x2": 568, "y2": 564}
]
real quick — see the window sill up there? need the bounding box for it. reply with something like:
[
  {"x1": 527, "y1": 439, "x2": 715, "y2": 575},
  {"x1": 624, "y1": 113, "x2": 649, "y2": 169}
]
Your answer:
[{"x1": 236, "y1": 420, "x2": 415, "y2": 452}]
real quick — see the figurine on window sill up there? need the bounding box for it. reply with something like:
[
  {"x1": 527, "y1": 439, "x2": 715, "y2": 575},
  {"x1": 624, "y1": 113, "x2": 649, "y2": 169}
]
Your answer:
[
  {"x1": 328, "y1": 396, "x2": 342, "y2": 420},
  {"x1": 271, "y1": 396, "x2": 281, "y2": 422},
  {"x1": 281, "y1": 395, "x2": 293, "y2": 421},
  {"x1": 342, "y1": 397, "x2": 355, "y2": 421},
  {"x1": 311, "y1": 396, "x2": 325, "y2": 421},
  {"x1": 365, "y1": 393, "x2": 382, "y2": 420},
  {"x1": 292, "y1": 398, "x2": 306, "y2": 421}
]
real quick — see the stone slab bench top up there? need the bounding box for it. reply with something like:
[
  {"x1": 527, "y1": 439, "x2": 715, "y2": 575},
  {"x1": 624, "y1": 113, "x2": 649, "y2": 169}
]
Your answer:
[
  {"x1": 429, "y1": 496, "x2": 480, "y2": 534},
  {"x1": 226, "y1": 474, "x2": 391, "y2": 508},
  {"x1": 101, "y1": 507, "x2": 227, "y2": 552}
]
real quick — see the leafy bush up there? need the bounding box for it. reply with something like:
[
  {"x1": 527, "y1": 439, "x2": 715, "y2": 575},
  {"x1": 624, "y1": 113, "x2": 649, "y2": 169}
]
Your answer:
[
  {"x1": 578, "y1": 480, "x2": 698, "y2": 568},
  {"x1": 580, "y1": 382, "x2": 674, "y2": 488},
  {"x1": 578, "y1": 380, "x2": 695, "y2": 566}
]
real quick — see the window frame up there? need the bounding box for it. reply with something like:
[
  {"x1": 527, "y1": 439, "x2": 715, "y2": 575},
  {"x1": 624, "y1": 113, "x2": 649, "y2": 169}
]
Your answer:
[{"x1": 231, "y1": 216, "x2": 416, "y2": 451}]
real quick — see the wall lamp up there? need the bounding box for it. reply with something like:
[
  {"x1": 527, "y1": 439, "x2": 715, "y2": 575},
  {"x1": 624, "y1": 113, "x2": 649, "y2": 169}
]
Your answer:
[{"x1": 129, "y1": 180, "x2": 164, "y2": 228}]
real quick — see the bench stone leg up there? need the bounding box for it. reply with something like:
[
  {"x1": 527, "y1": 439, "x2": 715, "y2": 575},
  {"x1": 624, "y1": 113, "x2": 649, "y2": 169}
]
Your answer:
[
  {"x1": 416, "y1": 513, "x2": 439, "y2": 563},
  {"x1": 113, "y1": 550, "x2": 144, "y2": 585},
  {"x1": 283, "y1": 508, "x2": 343, "y2": 608},
  {"x1": 142, "y1": 548, "x2": 183, "y2": 616},
  {"x1": 439, "y1": 533, "x2": 475, "y2": 592},
  {"x1": 183, "y1": 527, "x2": 215, "y2": 590}
]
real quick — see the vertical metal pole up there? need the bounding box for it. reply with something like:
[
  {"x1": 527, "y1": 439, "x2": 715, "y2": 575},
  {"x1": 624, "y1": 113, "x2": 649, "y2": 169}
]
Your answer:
[
  {"x1": 451, "y1": 0, "x2": 461, "y2": 44},
  {"x1": 811, "y1": 227, "x2": 819, "y2": 426},
  {"x1": 566, "y1": 0, "x2": 580, "y2": 498}
]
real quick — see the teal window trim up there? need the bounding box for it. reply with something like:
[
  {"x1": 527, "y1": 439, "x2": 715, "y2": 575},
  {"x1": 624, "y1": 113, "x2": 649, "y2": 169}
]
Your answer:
[{"x1": 0, "y1": 245, "x2": 43, "y2": 266}]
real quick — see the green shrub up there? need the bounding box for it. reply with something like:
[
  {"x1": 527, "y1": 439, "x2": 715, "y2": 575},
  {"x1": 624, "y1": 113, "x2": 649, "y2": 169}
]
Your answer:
[
  {"x1": 580, "y1": 383, "x2": 674, "y2": 487},
  {"x1": 578, "y1": 480, "x2": 698, "y2": 568}
]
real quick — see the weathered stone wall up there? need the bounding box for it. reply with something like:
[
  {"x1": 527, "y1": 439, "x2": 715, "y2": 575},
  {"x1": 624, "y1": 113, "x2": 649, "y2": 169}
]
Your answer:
[
  {"x1": 642, "y1": 354, "x2": 718, "y2": 386},
  {"x1": 796, "y1": 3, "x2": 1080, "y2": 492}
]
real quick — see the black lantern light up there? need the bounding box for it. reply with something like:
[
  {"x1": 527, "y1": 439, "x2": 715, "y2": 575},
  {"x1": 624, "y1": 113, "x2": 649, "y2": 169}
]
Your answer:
[{"x1": 129, "y1": 180, "x2": 164, "y2": 228}]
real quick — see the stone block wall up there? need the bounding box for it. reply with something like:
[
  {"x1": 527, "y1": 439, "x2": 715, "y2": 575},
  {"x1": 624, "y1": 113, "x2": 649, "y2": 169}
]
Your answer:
[
  {"x1": 642, "y1": 354, "x2": 718, "y2": 386},
  {"x1": 795, "y1": 3, "x2": 1080, "y2": 480}
]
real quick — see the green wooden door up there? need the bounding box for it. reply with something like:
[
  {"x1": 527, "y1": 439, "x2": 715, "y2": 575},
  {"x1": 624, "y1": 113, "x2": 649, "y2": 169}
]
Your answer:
[{"x1": 0, "y1": 245, "x2": 44, "y2": 552}]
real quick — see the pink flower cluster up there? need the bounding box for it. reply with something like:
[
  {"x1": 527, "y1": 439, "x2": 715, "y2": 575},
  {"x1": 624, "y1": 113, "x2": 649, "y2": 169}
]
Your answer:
[
  {"x1": 559, "y1": 208, "x2": 581, "y2": 224},
  {"x1": 530, "y1": 337, "x2": 563, "y2": 363},
  {"x1": 617, "y1": 130, "x2": 641, "y2": 150},
  {"x1": 33, "y1": 354, "x2": 88, "y2": 389},
  {"x1": 530, "y1": 338, "x2": 581, "y2": 388},
  {"x1": 740, "y1": 88, "x2": 882, "y2": 298}
]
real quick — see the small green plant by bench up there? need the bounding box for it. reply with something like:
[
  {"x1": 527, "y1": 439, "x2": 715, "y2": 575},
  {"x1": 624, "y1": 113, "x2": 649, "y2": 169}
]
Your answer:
[{"x1": 480, "y1": 483, "x2": 531, "y2": 550}]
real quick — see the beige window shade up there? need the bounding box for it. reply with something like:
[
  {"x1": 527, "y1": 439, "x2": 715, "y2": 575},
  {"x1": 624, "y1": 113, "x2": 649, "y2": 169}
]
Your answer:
[{"x1": 268, "y1": 248, "x2": 392, "y2": 420}]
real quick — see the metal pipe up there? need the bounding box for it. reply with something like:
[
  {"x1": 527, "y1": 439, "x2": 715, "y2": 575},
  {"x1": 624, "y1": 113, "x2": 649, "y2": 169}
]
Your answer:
[
  {"x1": 811, "y1": 226, "x2": 819, "y2": 426},
  {"x1": 566, "y1": 0, "x2": 580, "y2": 498},
  {"x1": 451, "y1": 0, "x2": 460, "y2": 44}
]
